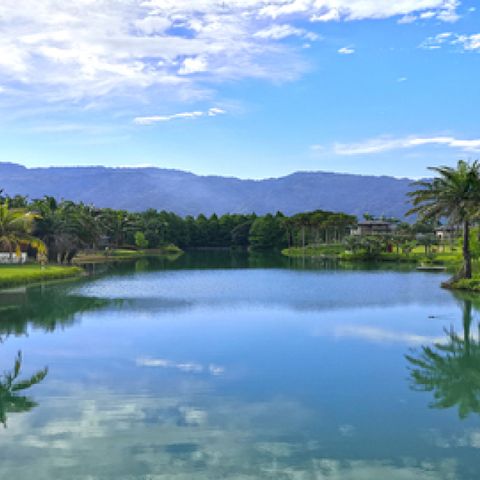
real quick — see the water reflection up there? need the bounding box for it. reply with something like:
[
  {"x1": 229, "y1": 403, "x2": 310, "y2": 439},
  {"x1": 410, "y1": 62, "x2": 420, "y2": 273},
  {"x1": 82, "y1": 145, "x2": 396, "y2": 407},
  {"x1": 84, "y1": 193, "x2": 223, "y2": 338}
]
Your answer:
[
  {"x1": 0, "y1": 350, "x2": 47, "y2": 428},
  {"x1": 90, "y1": 250, "x2": 419, "y2": 273},
  {"x1": 0, "y1": 285, "x2": 112, "y2": 337},
  {"x1": 1, "y1": 254, "x2": 477, "y2": 478},
  {"x1": 406, "y1": 294, "x2": 480, "y2": 418}
]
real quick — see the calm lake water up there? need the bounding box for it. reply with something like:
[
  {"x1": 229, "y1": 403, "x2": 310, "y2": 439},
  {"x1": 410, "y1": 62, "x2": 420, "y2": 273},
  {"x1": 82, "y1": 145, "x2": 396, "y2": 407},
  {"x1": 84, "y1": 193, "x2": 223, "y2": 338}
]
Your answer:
[{"x1": 1, "y1": 252, "x2": 479, "y2": 479}]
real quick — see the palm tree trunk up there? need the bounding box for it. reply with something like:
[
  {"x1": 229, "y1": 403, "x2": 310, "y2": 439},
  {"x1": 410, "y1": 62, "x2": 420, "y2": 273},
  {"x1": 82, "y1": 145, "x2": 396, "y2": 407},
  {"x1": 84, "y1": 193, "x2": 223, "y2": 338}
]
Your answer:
[
  {"x1": 463, "y1": 299, "x2": 472, "y2": 356},
  {"x1": 463, "y1": 220, "x2": 472, "y2": 279}
]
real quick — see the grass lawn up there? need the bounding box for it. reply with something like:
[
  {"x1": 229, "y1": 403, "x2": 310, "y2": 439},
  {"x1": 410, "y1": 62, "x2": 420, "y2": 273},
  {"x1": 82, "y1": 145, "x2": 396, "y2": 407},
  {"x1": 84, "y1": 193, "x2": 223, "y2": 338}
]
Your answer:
[{"x1": 0, "y1": 264, "x2": 83, "y2": 289}]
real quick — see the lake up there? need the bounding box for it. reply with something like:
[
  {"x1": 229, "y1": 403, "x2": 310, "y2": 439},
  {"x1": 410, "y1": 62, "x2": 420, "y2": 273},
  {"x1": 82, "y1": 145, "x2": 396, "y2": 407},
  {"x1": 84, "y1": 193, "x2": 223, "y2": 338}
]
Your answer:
[{"x1": 0, "y1": 252, "x2": 479, "y2": 479}]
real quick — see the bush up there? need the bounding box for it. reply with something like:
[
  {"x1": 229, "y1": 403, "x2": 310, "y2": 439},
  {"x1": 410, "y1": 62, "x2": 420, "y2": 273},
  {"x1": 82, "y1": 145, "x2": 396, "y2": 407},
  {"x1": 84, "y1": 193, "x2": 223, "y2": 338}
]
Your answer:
[{"x1": 451, "y1": 277, "x2": 480, "y2": 292}]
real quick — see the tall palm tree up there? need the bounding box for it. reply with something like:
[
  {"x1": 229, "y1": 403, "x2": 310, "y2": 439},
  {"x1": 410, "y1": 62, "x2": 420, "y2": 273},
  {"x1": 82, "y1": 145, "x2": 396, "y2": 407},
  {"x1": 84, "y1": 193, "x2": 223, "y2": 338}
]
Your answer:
[
  {"x1": 0, "y1": 202, "x2": 46, "y2": 260},
  {"x1": 408, "y1": 160, "x2": 480, "y2": 279}
]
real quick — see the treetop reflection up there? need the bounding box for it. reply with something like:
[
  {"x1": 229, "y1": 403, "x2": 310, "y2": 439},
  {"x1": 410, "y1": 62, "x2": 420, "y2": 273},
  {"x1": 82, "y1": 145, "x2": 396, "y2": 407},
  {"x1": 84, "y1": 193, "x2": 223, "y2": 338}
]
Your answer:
[{"x1": 0, "y1": 286, "x2": 113, "y2": 338}]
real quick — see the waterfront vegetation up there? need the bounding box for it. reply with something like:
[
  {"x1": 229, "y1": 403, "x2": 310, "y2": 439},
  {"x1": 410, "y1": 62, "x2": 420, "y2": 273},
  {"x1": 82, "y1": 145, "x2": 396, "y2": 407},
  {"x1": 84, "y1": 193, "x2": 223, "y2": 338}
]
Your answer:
[
  {"x1": 284, "y1": 161, "x2": 480, "y2": 292},
  {"x1": 408, "y1": 161, "x2": 480, "y2": 282},
  {"x1": 3, "y1": 160, "x2": 480, "y2": 292},
  {"x1": 0, "y1": 191, "x2": 357, "y2": 261},
  {"x1": 283, "y1": 243, "x2": 461, "y2": 265}
]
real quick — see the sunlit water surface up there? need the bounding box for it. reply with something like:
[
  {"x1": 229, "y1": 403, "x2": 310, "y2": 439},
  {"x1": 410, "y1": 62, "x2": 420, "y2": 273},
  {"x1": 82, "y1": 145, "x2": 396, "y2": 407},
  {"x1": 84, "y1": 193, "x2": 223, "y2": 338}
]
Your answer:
[{"x1": 0, "y1": 252, "x2": 479, "y2": 479}]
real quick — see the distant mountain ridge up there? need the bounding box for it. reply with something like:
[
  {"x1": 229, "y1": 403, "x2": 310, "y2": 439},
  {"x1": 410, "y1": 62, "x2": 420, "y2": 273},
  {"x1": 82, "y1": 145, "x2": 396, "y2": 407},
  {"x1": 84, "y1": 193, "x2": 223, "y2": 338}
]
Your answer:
[{"x1": 0, "y1": 162, "x2": 414, "y2": 218}]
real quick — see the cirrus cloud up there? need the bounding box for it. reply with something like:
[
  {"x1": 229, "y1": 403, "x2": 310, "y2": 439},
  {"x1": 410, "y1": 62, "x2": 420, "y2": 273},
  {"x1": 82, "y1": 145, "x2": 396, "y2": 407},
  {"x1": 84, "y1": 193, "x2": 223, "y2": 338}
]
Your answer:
[
  {"x1": 324, "y1": 135, "x2": 480, "y2": 155},
  {"x1": 422, "y1": 31, "x2": 480, "y2": 51},
  {"x1": 338, "y1": 47, "x2": 355, "y2": 55},
  {"x1": 134, "y1": 106, "x2": 226, "y2": 125}
]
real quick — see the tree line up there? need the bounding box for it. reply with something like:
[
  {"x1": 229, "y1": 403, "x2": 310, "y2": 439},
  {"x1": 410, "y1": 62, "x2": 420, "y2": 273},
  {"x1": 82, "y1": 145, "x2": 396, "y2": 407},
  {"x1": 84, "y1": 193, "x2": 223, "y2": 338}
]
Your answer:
[{"x1": 0, "y1": 190, "x2": 357, "y2": 263}]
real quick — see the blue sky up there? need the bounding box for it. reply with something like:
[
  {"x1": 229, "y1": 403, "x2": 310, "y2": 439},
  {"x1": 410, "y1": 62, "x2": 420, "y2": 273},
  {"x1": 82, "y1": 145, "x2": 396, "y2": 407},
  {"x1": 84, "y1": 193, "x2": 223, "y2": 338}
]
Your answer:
[{"x1": 0, "y1": 0, "x2": 479, "y2": 179}]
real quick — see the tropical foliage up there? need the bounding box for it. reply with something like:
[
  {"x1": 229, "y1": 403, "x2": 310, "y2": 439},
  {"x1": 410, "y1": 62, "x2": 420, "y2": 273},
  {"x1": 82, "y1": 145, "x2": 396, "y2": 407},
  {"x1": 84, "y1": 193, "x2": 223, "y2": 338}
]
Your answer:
[
  {"x1": 0, "y1": 191, "x2": 361, "y2": 263},
  {"x1": 0, "y1": 202, "x2": 46, "y2": 260},
  {"x1": 408, "y1": 160, "x2": 480, "y2": 279}
]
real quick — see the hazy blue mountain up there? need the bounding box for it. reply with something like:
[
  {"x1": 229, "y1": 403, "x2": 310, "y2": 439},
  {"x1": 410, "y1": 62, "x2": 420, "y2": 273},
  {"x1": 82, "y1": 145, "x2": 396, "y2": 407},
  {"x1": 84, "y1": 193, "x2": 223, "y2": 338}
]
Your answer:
[{"x1": 0, "y1": 162, "x2": 414, "y2": 218}]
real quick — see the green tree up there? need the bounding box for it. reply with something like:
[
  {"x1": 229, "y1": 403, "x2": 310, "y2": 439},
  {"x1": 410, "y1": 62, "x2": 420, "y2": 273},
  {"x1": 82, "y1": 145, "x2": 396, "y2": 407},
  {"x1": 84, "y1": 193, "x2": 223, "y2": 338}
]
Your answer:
[
  {"x1": 134, "y1": 231, "x2": 149, "y2": 249},
  {"x1": 32, "y1": 197, "x2": 99, "y2": 263},
  {"x1": 249, "y1": 214, "x2": 287, "y2": 250},
  {"x1": 0, "y1": 202, "x2": 45, "y2": 260},
  {"x1": 231, "y1": 220, "x2": 253, "y2": 247},
  {"x1": 408, "y1": 160, "x2": 480, "y2": 279}
]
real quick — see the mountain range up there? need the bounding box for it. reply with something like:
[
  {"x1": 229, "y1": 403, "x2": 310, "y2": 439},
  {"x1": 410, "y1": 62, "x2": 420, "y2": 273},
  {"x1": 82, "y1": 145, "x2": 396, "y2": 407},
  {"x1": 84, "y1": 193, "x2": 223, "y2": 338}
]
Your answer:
[{"x1": 0, "y1": 162, "x2": 414, "y2": 218}]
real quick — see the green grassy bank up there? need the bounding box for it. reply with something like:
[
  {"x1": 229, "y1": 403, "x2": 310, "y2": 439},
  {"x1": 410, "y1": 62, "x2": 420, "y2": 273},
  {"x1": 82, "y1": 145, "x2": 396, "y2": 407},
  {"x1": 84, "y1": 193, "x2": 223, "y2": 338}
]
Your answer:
[
  {"x1": 449, "y1": 276, "x2": 480, "y2": 292},
  {"x1": 0, "y1": 265, "x2": 84, "y2": 289}
]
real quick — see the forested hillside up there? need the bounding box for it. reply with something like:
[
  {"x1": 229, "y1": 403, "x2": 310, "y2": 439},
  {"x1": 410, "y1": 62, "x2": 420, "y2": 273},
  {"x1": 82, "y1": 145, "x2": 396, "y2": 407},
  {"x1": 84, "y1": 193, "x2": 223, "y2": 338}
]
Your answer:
[{"x1": 0, "y1": 163, "x2": 414, "y2": 218}]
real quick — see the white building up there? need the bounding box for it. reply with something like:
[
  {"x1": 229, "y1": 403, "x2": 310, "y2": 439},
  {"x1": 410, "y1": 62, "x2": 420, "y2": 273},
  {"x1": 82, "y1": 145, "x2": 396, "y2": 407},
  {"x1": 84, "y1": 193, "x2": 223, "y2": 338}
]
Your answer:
[{"x1": 0, "y1": 252, "x2": 28, "y2": 264}]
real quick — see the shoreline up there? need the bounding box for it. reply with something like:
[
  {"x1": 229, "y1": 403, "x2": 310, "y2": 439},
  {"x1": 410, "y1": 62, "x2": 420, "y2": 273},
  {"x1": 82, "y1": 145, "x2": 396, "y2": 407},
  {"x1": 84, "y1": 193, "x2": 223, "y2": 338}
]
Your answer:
[
  {"x1": 0, "y1": 247, "x2": 183, "y2": 290},
  {"x1": 0, "y1": 265, "x2": 84, "y2": 290},
  {"x1": 281, "y1": 245, "x2": 480, "y2": 294}
]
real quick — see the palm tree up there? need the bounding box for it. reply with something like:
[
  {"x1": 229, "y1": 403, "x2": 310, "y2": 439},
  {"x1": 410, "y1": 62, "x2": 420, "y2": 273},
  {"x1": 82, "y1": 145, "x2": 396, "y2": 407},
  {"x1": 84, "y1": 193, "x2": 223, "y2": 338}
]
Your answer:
[
  {"x1": 0, "y1": 351, "x2": 48, "y2": 427},
  {"x1": 0, "y1": 202, "x2": 46, "y2": 261},
  {"x1": 32, "y1": 197, "x2": 102, "y2": 263},
  {"x1": 408, "y1": 160, "x2": 480, "y2": 279}
]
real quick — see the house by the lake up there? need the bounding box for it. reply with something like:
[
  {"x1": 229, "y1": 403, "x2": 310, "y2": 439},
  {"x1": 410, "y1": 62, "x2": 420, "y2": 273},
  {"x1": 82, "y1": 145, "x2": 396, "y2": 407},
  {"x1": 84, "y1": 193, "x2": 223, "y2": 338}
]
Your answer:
[
  {"x1": 350, "y1": 220, "x2": 396, "y2": 236},
  {"x1": 434, "y1": 225, "x2": 457, "y2": 242}
]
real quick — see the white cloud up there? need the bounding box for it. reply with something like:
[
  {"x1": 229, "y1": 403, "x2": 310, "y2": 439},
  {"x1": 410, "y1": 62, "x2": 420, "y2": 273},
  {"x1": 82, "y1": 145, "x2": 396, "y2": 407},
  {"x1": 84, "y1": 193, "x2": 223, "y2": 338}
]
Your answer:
[
  {"x1": 454, "y1": 33, "x2": 480, "y2": 51},
  {"x1": 259, "y1": 0, "x2": 459, "y2": 22},
  {"x1": 136, "y1": 357, "x2": 225, "y2": 375},
  {"x1": 420, "y1": 10, "x2": 437, "y2": 19},
  {"x1": 422, "y1": 32, "x2": 480, "y2": 51},
  {"x1": 178, "y1": 56, "x2": 208, "y2": 75},
  {"x1": 0, "y1": 0, "x2": 461, "y2": 107},
  {"x1": 332, "y1": 325, "x2": 443, "y2": 345},
  {"x1": 254, "y1": 24, "x2": 319, "y2": 41},
  {"x1": 134, "y1": 106, "x2": 225, "y2": 124},
  {"x1": 207, "y1": 107, "x2": 225, "y2": 116},
  {"x1": 338, "y1": 47, "x2": 355, "y2": 55},
  {"x1": 398, "y1": 15, "x2": 417, "y2": 24},
  {"x1": 330, "y1": 135, "x2": 480, "y2": 155},
  {"x1": 397, "y1": 0, "x2": 460, "y2": 24}
]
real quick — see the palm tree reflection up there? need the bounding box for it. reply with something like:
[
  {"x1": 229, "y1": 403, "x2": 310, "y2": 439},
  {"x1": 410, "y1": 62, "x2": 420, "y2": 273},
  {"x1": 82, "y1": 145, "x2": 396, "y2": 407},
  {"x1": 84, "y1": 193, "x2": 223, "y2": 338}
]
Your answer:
[
  {"x1": 406, "y1": 296, "x2": 480, "y2": 418},
  {"x1": 0, "y1": 350, "x2": 48, "y2": 427}
]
